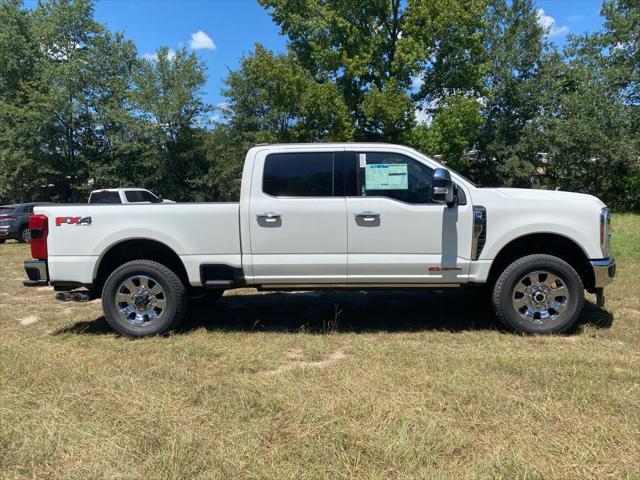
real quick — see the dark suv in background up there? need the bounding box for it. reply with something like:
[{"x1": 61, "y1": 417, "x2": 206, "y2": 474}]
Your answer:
[{"x1": 0, "y1": 203, "x2": 53, "y2": 244}]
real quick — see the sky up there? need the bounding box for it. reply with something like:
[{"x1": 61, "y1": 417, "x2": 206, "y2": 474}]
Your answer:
[{"x1": 25, "y1": 0, "x2": 607, "y2": 113}]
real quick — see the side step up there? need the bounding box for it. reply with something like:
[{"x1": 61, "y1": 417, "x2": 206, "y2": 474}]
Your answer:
[
  {"x1": 200, "y1": 264, "x2": 245, "y2": 290},
  {"x1": 204, "y1": 279, "x2": 235, "y2": 289}
]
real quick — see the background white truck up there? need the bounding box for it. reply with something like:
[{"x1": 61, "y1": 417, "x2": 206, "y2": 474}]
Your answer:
[
  {"x1": 88, "y1": 188, "x2": 174, "y2": 204},
  {"x1": 23, "y1": 143, "x2": 615, "y2": 336}
]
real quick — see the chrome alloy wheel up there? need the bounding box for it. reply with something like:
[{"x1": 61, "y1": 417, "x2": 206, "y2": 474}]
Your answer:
[
  {"x1": 21, "y1": 228, "x2": 31, "y2": 243},
  {"x1": 512, "y1": 270, "x2": 570, "y2": 325},
  {"x1": 115, "y1": 275, "x2": 167, "y2": 327}
]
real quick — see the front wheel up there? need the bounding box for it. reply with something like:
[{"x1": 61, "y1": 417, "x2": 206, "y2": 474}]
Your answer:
[
  {"x1": 102, "y1": 260, "x2": 188, "y2": 337},
  {"x1": 492, "y1": 254, "x2": 584, "y2": 334}
]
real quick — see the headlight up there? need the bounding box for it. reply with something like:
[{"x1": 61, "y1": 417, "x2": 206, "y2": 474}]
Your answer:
[{"x1": 600, "y1": 207, "x2": 611, "y2": 257}]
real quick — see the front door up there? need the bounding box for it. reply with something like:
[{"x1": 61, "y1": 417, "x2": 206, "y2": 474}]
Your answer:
[
  {"x1": 346, "y1": 150, "x2": 472, "y2": 283},
  {"x1": 248, "y1": 149, "x2": 348, "y2": 284}
]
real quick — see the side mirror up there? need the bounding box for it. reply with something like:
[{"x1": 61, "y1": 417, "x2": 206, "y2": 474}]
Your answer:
[{"x1": 432, "y1": 168, "x2": 455, "y2": 206}]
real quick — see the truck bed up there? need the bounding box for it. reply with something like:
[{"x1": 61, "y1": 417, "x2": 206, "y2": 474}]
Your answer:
[{"x1": 36, "y1": 203, "x2": 241, "y2": 286}]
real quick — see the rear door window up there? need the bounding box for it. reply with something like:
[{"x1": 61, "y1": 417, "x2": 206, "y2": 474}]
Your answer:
[{"x1": 263, "y1": 152, "x2": 335, "y2": 197}]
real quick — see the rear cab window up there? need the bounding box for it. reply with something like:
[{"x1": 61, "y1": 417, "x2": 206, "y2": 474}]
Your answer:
[
  {"x1": 89, "y1": 191, "x2": 121, "y2": 204},
  {"x1": 124, "y1": 190, "x2": 159, "y2": 203}
]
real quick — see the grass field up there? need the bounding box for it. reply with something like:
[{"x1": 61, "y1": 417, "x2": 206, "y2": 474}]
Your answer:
[{"x1": 0, "y1": 215, "x2": 639, "y2": 479}]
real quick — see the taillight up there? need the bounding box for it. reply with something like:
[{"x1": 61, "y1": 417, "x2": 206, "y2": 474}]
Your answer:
[
  {"x1": 29, "y1": 214, "x2": 48, "y2": 260},
  {"x1": 0, "y1": 215, "x2": 16, "y2": 222}
]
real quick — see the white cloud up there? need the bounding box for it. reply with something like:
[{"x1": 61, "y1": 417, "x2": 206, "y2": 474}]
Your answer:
[
  {"x1": 142, "y1": 49, "x2": 176, "y2": 62},
  {"x1": 189, "y1": 30, "x2": 216, "y2": 50},
  {"x1": 415, "y1": 108, "x2": 432, "y2": 126},
  {"x1": 537, "y1": 9, "x2": 569, "y2": 37}
]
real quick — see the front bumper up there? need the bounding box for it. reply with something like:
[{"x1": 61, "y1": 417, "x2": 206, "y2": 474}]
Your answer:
[
  {"x1": 590, "y1": 257, "x2": 616, "y2": 289},
  {"x1": 24, "y1": 259, "x2": 49, "y2": 287}
]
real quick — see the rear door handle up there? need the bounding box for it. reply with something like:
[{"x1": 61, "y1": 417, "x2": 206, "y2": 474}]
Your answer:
[
  {"x1": 256, "y1": 212, "x2": 281, "y2": 223},
  {"x1": 354, "y1": 211, "x2": 380, "y2": 222}
]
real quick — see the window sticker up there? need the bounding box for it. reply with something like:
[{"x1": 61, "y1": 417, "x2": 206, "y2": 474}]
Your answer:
[
  {"x1": 365, "y1": 163, "x2": 408, "y2": 190},
  {"x1": 359, "y1": 153, "x2": 367, "y2": 168}
]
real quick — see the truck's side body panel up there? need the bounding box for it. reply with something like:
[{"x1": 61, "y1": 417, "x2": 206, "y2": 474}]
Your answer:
[{"x1": 36, "y1": 203, "x2": 241, "y2": 286}]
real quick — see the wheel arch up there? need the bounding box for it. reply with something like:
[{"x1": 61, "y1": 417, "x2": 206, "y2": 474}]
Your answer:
[
  {"x1": 488, "y1": 233, "x2": 596, "y2": 292},
  {"x1": 94, "y1": 238, "x2": 189, "y2": 293}
]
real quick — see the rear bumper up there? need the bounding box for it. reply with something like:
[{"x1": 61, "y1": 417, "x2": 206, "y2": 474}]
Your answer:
[
  {"x1": 23, "y1": 260, "x2": 49, "y2": 287},
  {"x1": 590, "y1": 257, "x2": 616, "y2": 289}
]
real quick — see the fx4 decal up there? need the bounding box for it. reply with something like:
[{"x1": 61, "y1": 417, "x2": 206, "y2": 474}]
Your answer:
[{"x1": 55, "y1": 216, "x2": 92, "y2": 227}]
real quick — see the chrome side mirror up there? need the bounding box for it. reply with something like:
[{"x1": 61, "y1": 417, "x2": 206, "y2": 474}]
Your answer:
[{"x1": 432, "y1": 168, "x2": 455, "y2": 206}]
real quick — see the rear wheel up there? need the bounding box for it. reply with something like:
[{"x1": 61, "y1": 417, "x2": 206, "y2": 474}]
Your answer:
[
  {"x1": 102, "y1": 260, "x2": 187, "y2": 337},
  {"x1": 492, "y1": 254, "x2": 584, "y2": 334}
]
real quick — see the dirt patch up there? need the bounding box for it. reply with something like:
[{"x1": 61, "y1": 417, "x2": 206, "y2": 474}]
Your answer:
[
  {"x1": 266, "y1": 348, "x2": 345, "y2": 376},
  {"x1": 18, "y1": 315, "x2": 39, "y2": 326}
]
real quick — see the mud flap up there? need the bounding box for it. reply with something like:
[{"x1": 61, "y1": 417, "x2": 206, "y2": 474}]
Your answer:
[{"x1": 595, "y1": 288, "x2": 605, "y2": 308}]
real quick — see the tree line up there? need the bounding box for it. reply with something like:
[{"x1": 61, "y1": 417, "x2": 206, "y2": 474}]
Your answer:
[{"x1": 1, "y1": 0, "x2": 638, "y2": 209}]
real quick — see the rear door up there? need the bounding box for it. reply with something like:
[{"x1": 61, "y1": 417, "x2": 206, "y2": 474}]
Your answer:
[
  {"x1": 247, "y1": 148, "x2": 348, "y2": 284},
  {"x1": 345, "y1": 149, "x2": 473, "y2": 283}
]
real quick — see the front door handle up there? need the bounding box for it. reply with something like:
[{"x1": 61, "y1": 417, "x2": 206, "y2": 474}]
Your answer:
[
  {"x1": 354, "y1": 211, "x2": 380, "y2": 222},
  {"x1": 256, "y1": 212, "x2": 281, "y2": 223}
]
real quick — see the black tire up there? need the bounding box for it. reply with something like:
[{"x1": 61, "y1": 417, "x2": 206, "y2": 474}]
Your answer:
[
  {"x1": 491, "y1": 254, "x2": 584, "y2": 334},
  {"x1": 102, "y1": 259, "x2": 188, "y2": 337},
  {"x1": 18, "y1": 227, "x2": 30, "y2": 243}
]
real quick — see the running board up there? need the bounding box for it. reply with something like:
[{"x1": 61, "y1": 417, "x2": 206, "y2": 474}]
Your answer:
[
  {"x1": 258, "y1": 283, "x2": 461, "y2": 290},
  {"x1": 204, "y1": 279, "x2": 235, "y2": 289}
]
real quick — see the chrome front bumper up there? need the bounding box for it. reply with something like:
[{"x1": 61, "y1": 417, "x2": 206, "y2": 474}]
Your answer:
[{"x1": 590, "y1": 257, "x2": 616, "y2": 289}]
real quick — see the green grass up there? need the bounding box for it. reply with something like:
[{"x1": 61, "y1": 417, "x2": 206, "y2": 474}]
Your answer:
[{"x1": 1, "y1": 215, "x2": 639, "y2": 479}]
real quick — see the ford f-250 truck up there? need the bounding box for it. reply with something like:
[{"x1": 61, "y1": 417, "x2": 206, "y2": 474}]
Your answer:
[{"x1": 23, "y1": 143, "x2": 616, "y2": 336}]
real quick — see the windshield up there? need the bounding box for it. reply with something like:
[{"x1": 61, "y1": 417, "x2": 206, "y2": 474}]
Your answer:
[{"x1": 0, "y1": 206, "x2": 16, "y2": 214}]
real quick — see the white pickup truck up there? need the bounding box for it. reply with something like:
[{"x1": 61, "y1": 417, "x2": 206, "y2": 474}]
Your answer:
[{"x1": 23, "y1": 143, "x2": 615, "y2": 336}]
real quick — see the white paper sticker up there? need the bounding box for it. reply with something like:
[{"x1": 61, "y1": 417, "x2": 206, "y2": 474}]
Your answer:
[
  {"x1": 359, "y1": 153, "x2": 367, "y2": 168},
  {"x1": 365, "y1": 163, "x2": 408, "y2": 190}
]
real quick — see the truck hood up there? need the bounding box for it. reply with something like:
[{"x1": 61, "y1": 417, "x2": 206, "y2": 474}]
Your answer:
[{"x1": 475, "y1": 188, "x2": 605, "y2": 207}]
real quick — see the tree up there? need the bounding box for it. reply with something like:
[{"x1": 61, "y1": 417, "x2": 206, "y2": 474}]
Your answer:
[
  {"x1": 131, "y1": 47, "x2": 211, "y2": 200},
  {"x1": 222, "y1": 44, "x2": 353, "y2": 144},
  {"x1": 0, "y1": 0, "x2": 45, "y2": 203},
  {"x1": 257, "y1": 0, "x2": 488, "y2": 141},
  {"x1": 471, "y1": 0, "x2": 551, "y2": 187},
  {"x1": 0, "y1": 0, "x2": 141, "y2": 203}
]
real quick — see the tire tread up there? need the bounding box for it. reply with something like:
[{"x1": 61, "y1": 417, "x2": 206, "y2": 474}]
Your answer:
[{"x1": 492, "y1": 254, "x2": 584, "y2": 334}]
